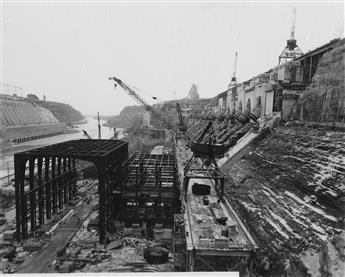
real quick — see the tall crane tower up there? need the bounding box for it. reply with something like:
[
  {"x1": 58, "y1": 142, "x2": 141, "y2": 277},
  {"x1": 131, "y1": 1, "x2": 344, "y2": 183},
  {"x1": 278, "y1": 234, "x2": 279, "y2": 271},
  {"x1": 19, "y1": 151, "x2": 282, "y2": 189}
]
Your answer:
[
  {"x1": 278, "y1": 7, "x2": 303, "y2": 64},
  {"x1": 228, "y1": 51, "x2": 238, "y2": 89}
]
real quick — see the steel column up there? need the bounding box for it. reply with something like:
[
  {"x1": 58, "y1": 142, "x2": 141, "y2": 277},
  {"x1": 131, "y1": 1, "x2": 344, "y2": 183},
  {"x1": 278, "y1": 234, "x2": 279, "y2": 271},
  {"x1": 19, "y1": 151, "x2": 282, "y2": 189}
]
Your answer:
[
  {"x1": 63, "y1": 157, "x2": 67, "y2": 204},
  {"x1": 97, "y1": 161, "x2": 106, "y2": 243},
  {"x1": 52, "y1": 158, "x2": 57, "y2": 214},
  {"x1": 37, "y1": 158, "x2": 44, "y2": 225},
  {"x1": 57, "y1": 158, "x2": 62, "y2": 210},
  {"x1": 68, "y1": 158, "x2": 72, "y2": 200},
  {"x1": 45, "y1": 157, "x2": 51, "y2": 219},
  {"x1": 29, "y1": 158, "x2": 36, "y2": 231},
  {"x1": 14, "y1": 140, "x2": 128, "y2": 242},
  {"x1": 15, "y1": 157, "x2": 26, "y2": 241},
  {"x1": 72, "y1": 158, "x2": 76, "y2": 197}
]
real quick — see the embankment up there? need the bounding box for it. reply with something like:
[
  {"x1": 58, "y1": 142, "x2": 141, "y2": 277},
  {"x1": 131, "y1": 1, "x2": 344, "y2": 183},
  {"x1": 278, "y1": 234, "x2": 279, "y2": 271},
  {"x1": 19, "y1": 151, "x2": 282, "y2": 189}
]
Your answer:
[
  {"x1": 0, "y1": 94, "x2": 84, "y2": 144},
  {"x1": 37, "y1": 100, "x2": 85, "y2": 124}
]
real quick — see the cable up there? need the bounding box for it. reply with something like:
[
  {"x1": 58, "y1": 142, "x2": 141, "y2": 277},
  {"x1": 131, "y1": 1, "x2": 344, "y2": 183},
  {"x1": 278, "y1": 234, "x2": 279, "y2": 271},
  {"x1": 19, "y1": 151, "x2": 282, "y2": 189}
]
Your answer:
[{"x1": 127, "y1": 83, "x2": 173, "y2": 104}]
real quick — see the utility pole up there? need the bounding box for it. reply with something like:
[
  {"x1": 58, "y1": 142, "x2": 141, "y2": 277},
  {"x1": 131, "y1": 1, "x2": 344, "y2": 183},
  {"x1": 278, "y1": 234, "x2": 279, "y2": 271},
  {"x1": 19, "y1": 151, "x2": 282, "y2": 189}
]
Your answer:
[{"x1": 97, "y1": 112, "x2": 101, "y2": 139}]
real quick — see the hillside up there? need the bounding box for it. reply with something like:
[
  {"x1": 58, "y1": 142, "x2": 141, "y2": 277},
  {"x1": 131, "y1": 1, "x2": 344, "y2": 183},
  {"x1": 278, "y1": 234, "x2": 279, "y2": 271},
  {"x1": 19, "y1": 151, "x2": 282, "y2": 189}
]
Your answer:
[
  {"x1": 297, "y1": 38, "x2": 345, "y2": 122},
  {"x1": 106, "y1": 97, "x2": 216, "y2": 130},
  {"x1": 106, "y1": 106, "x2": 144, "y2": 129},
  {"x1": 37, "y1": 100, "x2": 85, "y2": 124}
]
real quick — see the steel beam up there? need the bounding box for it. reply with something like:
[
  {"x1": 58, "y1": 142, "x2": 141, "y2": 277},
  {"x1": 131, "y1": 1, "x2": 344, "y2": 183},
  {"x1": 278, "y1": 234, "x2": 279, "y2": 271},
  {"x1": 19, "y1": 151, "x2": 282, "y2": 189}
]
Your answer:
[
  {"x1": 29, "y1": 158, "x2": 35, "y2": 231},
  {"x1": 15, "y1": 157, "x2": 26, "y2": 241},
  {"x1": 52, "y1": 158, "x2": 57, "y2": 214},
  {"x1": 37, "y1": 158, "x2": 44, "y2": 225},
  {"x1": 63, "y1": 157, "x2": 67, "y2": 204},
  {"x1": 57, "y1": 157, "x2": 62, "y2": 210},
  {"x1": 45, "y1": 157, "x2": 51, "y2": 219},
  {"x1": 14, "y1": 140, "x2": 128, "y2": 242}
]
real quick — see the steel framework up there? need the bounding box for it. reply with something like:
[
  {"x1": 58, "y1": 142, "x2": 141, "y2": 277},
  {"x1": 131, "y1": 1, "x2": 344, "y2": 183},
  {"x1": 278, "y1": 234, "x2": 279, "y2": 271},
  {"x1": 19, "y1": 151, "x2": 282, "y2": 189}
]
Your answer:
[
  {"x1": 118, "y1": 152, "x2": 180, "y2": 224},
  {"x1": 14, "y1": 139, "x2": 128, "y2": 243}
]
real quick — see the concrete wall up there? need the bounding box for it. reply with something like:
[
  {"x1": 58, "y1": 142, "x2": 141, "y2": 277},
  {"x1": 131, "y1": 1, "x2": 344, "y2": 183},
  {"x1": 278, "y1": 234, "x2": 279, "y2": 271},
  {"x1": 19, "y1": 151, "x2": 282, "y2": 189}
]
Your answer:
[
  {"x1": 0, "y1": 95, "x2": 68, "y2": 143},
  {"x1": 1, "y1": 96, "x2": 59, "y2": 127},
  {"x1": 143, "y1": 111, "x2": 151, "y2": 127},
  {"x1": 218, "y1": 97, "x2": 224, "y2": 111},
  {"x1": 282, "y1": 90, "x2": 300, "y2": 120},
  {"x1": 229, "y1": 81, "x2": 274, "y2": 117}
]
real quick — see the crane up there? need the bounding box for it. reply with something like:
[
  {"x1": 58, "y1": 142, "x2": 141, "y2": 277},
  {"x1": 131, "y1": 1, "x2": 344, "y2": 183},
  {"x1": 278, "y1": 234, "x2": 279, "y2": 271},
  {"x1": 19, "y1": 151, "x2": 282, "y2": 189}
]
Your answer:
[
  {"x1": 229, "y1": 52, "x2": 238, "y2": 89},
  {"x1": 81, "y1": 130, "x2": 92, "y2": 139},
  {"x1": 176, "y1": 102, "x2": 187, "y2": 133},
  {"x1": 108, "y1": 76, "x2": 173, "y2": 133},
  {"x1": 290, "y1": 6, "x2": 296, "y2": 41},
  {"x1": 278, "y1": 7, "x2": 303, "y2": 64},
  {"x1": 148, "y1": 99, "x2": 187, "y2": 139},
  {"x1": 187, "y1": 84, "x2": 199, "y2": 100},
  {"x1": 108, "y1": 76, "x2": 228, "y2": 198},
  {"x1": 184, "y1": 120, "x2": 226, "y2": 198}
]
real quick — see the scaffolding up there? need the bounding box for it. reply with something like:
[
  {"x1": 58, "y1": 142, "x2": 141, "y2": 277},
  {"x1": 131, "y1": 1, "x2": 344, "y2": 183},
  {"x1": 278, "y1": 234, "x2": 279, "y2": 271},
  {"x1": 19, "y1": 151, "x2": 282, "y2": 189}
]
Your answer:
[{"x1": 118, "y1": 152, "x2": 180, "y2": 225}]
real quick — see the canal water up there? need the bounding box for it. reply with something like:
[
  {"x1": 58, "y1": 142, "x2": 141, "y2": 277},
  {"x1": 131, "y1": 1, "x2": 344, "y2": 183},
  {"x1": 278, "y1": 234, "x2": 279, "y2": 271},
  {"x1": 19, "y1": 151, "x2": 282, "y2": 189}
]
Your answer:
[{"x1": 0, "y1": 116, "x2": 124, "y2": 187}]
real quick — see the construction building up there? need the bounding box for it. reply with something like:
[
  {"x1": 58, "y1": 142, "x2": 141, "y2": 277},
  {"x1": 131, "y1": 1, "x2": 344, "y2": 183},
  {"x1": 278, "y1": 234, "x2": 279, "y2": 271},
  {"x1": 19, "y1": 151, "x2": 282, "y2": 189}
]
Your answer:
[
  {"x1": 112, "y1": 152, "x2": 180, "y2": 228},
  {"x1": 217, "y1": 38, "x2": 341, "y2": 120},
  {"x1": 14, "y1": 139, "x2": 128, "y2": 243}
]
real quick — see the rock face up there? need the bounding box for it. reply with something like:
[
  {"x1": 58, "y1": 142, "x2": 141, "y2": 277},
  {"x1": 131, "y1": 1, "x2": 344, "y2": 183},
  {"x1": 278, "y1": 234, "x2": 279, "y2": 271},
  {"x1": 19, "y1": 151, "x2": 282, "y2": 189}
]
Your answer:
[
  {"x1": 297, "y1": 38, "x2": 345, "y2": 122},
  {"x1": 221, "y1": 125, "x2": 345, "y2": 276},
  {"x1": 287, "y1": 231, "x2": 345, "y2": 277},
  {"x1": 106, "y1": 105, "x2": 173, "y2": 130},
  {"x1": 38, "y1": 100, "x2": 85, "y2": 124},
  {"x1": 106, "y1": 106, "x2": 144, "y2": 129}
]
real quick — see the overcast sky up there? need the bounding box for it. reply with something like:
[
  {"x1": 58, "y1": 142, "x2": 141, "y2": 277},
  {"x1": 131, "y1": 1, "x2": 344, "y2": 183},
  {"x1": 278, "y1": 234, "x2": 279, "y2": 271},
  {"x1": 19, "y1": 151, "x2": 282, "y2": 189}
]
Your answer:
[{"x1": 2, "y1": 1, "x2": 344, "y2": 115}]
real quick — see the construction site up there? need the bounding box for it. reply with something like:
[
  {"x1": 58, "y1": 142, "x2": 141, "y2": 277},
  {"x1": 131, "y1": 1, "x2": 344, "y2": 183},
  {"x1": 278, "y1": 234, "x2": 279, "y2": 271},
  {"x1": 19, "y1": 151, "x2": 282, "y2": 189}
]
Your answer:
[{"x1": 1, "y1": 3, "x2": 344, "y2": 277}]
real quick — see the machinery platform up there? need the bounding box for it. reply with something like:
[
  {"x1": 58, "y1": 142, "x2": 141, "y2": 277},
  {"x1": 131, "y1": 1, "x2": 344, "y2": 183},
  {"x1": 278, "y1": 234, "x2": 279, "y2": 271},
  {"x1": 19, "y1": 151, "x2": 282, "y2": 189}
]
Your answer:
[{"x1": 183, "y1": 177, "x2": 258, "y2": 257}]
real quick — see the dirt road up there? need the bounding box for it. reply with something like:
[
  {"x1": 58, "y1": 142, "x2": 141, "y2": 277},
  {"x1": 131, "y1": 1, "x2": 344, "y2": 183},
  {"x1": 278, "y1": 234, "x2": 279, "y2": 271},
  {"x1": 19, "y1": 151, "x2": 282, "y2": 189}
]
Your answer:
[{"x1": 16, "y1": 202, "x2": 95, "y2": 273}]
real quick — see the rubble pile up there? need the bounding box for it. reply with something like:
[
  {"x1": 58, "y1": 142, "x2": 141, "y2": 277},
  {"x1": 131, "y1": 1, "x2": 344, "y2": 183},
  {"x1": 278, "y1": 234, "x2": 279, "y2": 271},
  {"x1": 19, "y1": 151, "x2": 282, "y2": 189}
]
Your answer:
[
  {"x1": 222, "y1": 125, "x2": 345, "y2": 276},
  {"x1": 57, "y1": 230, "x2": 172, "y2": 273}
]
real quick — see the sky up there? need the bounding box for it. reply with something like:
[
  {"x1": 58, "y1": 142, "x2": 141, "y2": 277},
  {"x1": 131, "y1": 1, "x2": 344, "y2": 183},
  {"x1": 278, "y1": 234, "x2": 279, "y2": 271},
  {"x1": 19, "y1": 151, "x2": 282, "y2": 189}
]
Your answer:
[{"x1": 1, "y1": 1, "x2": 344, "y2": 115}]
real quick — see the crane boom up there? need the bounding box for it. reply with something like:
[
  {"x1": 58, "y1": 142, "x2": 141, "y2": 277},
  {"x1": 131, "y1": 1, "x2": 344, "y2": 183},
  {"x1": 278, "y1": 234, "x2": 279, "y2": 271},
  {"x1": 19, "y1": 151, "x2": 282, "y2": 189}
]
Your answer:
[
  {"x1": 176, "y1": 102, "x2": 187, "y2": 132},
  {"x1": 229, "y1": 52, "x2": 238, "y2": 89},
  {"x1": 232, "y1": 51, "x2": 238, "y2": 80},
  {"x1": 109, "y1": 76, "x2": 173, "y2": 132},
  {"x1": 82, "y1": 130, "x2": 92, "y2": 139},
  {"x1": 290, "y1": 7, "x2": 296, "y2": 40},
  {"x1": 197, "y1": 121, "x2": 213, "y2": 143}
]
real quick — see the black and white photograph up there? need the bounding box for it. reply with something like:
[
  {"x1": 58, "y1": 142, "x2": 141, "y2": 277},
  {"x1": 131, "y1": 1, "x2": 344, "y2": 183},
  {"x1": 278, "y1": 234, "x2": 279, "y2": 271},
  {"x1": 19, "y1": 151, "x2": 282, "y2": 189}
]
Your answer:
[{"x1": 0, "y1": 0, "x2": 344, "y2": 276}]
